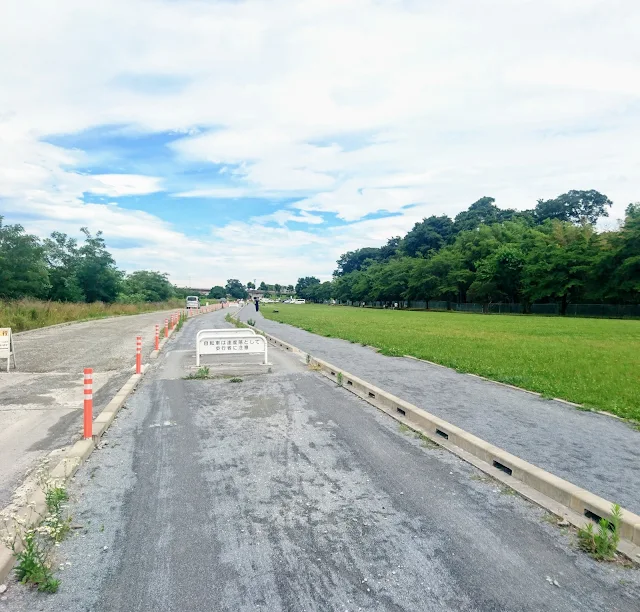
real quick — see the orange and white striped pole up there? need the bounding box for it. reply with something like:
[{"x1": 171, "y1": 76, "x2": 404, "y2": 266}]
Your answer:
[
  {"x1": 164, "y1": 318, "x2": 169, "y2": 337},
  {"x1": 136, "y1": 336, "x2": 142, "y2": 374},
  {"x1": 83, "y1": 368, "x2": 93, "y2": 439},
  {"x1": 155, "y1": 324, "x2": 159, "y2": 351}
]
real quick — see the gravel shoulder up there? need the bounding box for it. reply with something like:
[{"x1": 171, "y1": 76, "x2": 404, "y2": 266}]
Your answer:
[
  {"x1": 238, "y1": 306, "x2": 640, "y2": 515},
  {"x1": 0, "y1": 308, "x2": 175, "y2": 507},
  {"x1": 2, "y1": 309, "x2": 638, "y2": 611}
]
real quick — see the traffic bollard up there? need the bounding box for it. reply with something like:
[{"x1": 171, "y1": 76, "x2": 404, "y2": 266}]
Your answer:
[
  {"x1": 83, "y1": 368, "x2": 93, "y2": 439},
  {"x1": 155, "y1": 324, "x2": 159, "y2": 351},
  {"x1": 136, "y1": 336, "x2": 142, "y2": 374}
]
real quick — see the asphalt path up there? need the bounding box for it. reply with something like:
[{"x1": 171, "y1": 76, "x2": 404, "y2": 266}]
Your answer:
[
  {"x1": 0, "y1": 309, "x2": 175, "y2": 507},
  {"x1": 237, "y1": 306, "x2": 640, "y2": 515},
  {"x1": 4, "y1": 309, "x2": 638, "y2": 611}
]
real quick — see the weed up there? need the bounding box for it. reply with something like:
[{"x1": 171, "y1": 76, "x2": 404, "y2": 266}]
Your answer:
[
  {"x1": 500, "y1": 486, "x2": 518, "y2": 496},
  {"x1": 337, "y1": 372, "x2": 343, "y2": 386},
  {"x1": 100, "y1": 524, "x2": 105, "y2": 532},
  {"x1": 13, "y1": 530, "x2": 59, "y2": 593},
  {"x1": 306, "y1": 353, "x2": 311, "y2": 364},
  {"x1": 415, "y1": 432, "x2": 438, "y2": 448},
  {"x1": 247, "y1": 318, "x2": 256, "y2": 326},
  {"x1": 0, "y1": 298, "x2": 185, "y2": 333},
  {"x1": 577, "y1": 504, "x2": 622, "y2": 560},
  {"x1": 398, "y1": 423, "x2": 411, "y2": 434},
  {"x1": 42, "y1": 486, "x2": 71, "y2": 542},
  {"x1": 229, "y1": 377, "x2": 243, "y2": 383},
  {"x1": 185, "y1": 366, "x2": 210, "y2": 380}
]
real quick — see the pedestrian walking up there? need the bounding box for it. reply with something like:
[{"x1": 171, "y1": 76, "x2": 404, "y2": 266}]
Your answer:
[{"x1": 254, "y1": 297, "x2": 260, "y2": 312}]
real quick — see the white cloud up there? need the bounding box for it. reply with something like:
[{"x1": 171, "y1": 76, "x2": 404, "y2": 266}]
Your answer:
[
  {"x1": 1, "y1": 0, "x2": 639, "y2": 285},
  {"x1": 88, "y1": 174, "x2": 164, "y2": 196}
]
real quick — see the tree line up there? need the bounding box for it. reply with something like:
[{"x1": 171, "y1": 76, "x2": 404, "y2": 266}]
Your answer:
[
  {"x1": 293, "y1": 191, "x2": 640, "y2": 314},
  {"x1": 0, "y1": 217, "x2": 187, "y2": 303}
]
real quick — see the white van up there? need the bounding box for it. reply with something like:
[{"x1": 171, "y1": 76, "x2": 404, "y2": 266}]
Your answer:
[
  {"x1": 186, "y1": 295, "x2": 200, "y2": 309},
  {"x1": 292, "y1": 299, "x2": 306, "y2": 304}
]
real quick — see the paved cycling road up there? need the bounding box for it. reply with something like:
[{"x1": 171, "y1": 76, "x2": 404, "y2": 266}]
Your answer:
[
  {"x1": 4, "y1": 309, "x2": 638, "y2": 611},
  {"x1": 237, "y1": 307, "x2": 640, "y2": 515}
]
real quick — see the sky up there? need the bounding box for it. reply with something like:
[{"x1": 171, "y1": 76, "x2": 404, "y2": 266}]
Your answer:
[{"x1": 1, "y1": 0, "x2": 639, "y2": 288}]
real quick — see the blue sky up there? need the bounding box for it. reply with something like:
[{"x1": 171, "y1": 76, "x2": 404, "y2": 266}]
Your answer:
[{"x1": 1, "y1": 0, "x2": 638, "y2": 286}]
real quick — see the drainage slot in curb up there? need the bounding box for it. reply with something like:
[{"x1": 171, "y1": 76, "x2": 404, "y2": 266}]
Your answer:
[
  {"x1": 368, "y1": 392, "x2": 376, "y2": 398},
  {"x1": 584, "y1": 509, "x2": 604, "y2": 524},
  {"x1": 396, "y1": 407, "x2": 406, "y2": 416},
  {"x1": 347, "y1": 381, "x2": 353, "y2": 386},
  {"x1": 492, "y1": 460, "x2": 513, "y2": 476},
  {"x1": 435, "y1": 429, "x2": 449, "y2": 440},
  {"x1": 330, "y1": 371, "x2": 336, "y2": 376}
]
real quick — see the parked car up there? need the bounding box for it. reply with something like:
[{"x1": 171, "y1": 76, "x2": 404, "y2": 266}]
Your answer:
[
  {"x1": 186, "y1": 295, "x2": 200, "y2": 309},
  {"x1": 292, "y1": 299, "x2": 306, "y2": 304}
]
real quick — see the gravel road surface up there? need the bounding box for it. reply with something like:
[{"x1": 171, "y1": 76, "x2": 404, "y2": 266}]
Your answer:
[
  {"x1": 0, "y1": 309, "x2": 175, "y2": 507},
  {"x1": 238, "y1": 307, "x2": 640, "y2": 515},
  {"x1": 3, "y1": 309, "x2": 638, "y2": 611}
]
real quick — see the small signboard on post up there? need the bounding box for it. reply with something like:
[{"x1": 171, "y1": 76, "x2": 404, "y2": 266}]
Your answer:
[
  {"x1": 196, "y1": 328, "x2": 268, "y2": 366},
  {"x1": 0, "y1": 328, "x2": 16, "y2": 372}
]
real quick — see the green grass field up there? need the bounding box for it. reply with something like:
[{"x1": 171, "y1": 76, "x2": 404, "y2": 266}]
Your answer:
[{"x1": 261, "y1": 304, "x2": 640, "y2": 422}]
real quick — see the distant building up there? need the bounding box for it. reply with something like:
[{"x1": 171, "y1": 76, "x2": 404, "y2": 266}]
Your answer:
[{"x1": 248, "y1": 289, "x2": 265, "y2": 299}]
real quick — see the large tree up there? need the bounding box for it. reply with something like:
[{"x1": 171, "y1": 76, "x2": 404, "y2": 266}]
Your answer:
[
  {"x1": 121, "y1": 271, "x2": 174, "y2": 302},
  {"x1": 295, "y1": 276, "x2": 321, "y2": 299},
  {"x1": 75, "y1": 228, "x2": 122, "y2": 303},
  {"x1": 0, "y1": 217, "x2": 50, "y2": 299},
  {"x1": 401, "y1": 216, "x2": 454, "y2": 258},
  {"x1": 522, "y1": 222, "x2": 599, "y2": 314},
  {"x1": 225, "y1": 279, "x2": 248, "y2": 299},
  {"x1": 43, "y1": 232, "x2": 84, "y2": 302},
  {"x1": 534, "y1": 190, "x2": 612, "y2": 225},
  {"x1": 208, "y1": 285, "x2": 226, "y2": 299}
]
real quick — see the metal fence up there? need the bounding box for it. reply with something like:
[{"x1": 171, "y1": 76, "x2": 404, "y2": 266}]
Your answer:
[{"x1": 339, "y1": 301, "x2": 640, "y2": 318}]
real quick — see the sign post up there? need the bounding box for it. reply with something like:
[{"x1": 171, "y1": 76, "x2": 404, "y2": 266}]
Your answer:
[{"x1": 0, "y1": 328, "x2": 16, "y2": 372}]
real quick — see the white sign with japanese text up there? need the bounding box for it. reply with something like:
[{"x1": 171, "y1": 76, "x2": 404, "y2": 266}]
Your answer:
[
  {"x1": 0, "y1": 328, "x2": 16, "y2": 372},
  {"x1": 196, "y1": 329, "x2": 267, "y2": 366}
]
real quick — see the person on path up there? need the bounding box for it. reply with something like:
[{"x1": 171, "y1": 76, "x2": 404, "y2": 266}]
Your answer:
[{"x1": 254, "y1": 297, "x2": 260, "y2": 312}]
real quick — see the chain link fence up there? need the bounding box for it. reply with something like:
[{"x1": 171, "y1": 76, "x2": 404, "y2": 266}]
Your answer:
[{"x1": 339, "y1": 301, "x2": 640, "y2": 318}]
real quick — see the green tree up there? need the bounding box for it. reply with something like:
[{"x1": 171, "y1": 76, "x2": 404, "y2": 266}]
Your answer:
[
  {"x1": 534, "y1": 190, "x2": 612, "y2": 225},
  {"x1": 208, "y1": 286, "x2": 226, "y2": 299},
  {"x1": 258, "y1": 281, "x2": 268, "y2": 291},
  {"x1": 0, "y1": 217, "x2": 50, "y2": 299},
  {"x1": 522, "y1": 222, "x2": 600, "y2": 314},
  {"x1": 225, "y1": 279, "x2": 248, "y2": 299},
  {"x1": 75, "y1": 229, "x2": 122, "y2": 303},
  {"x1": 368, "y1": 258, "x2": 415, "y2": 302},
  {"x1": 595, "y1": 203, "x2": 640, "y2": 302},
  {"x1": 274, "y1": 283, "x2": 282, "y2": 294},
  {"x1": 295, "y1": 276, "x2": 321, "y2": 299},
  {"x1": 43, "y1": 232, "x2": 84, "y2": 302},
  {"x1": 467, "y1": 245, "x2": 525, "y2": 305},
  {"x1": 247, "y1": 281, "x2": 255, "y2": 289},
  {"x1": 121, "y1": 271, "x2": 174, "y2": 302},
  {"x1": 401, "y1": 215, "x2": 454, "y2": 257}
]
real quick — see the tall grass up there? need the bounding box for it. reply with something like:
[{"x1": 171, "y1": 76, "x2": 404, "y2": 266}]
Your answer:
[
  {"x1": 0, "y1": 299, "x2": 185, "y2": 333},
  {"x1": 261, "y1": 304, "x2": 640, "y2": 421}
]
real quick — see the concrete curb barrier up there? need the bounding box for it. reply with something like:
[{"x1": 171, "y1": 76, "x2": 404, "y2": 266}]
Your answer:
[
  {"x1": 0, "y1": 367, "x2": 149, "y2": 583},
  {"x1": 232, "y1": 314, "x2": 640, "y2": 561}
]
